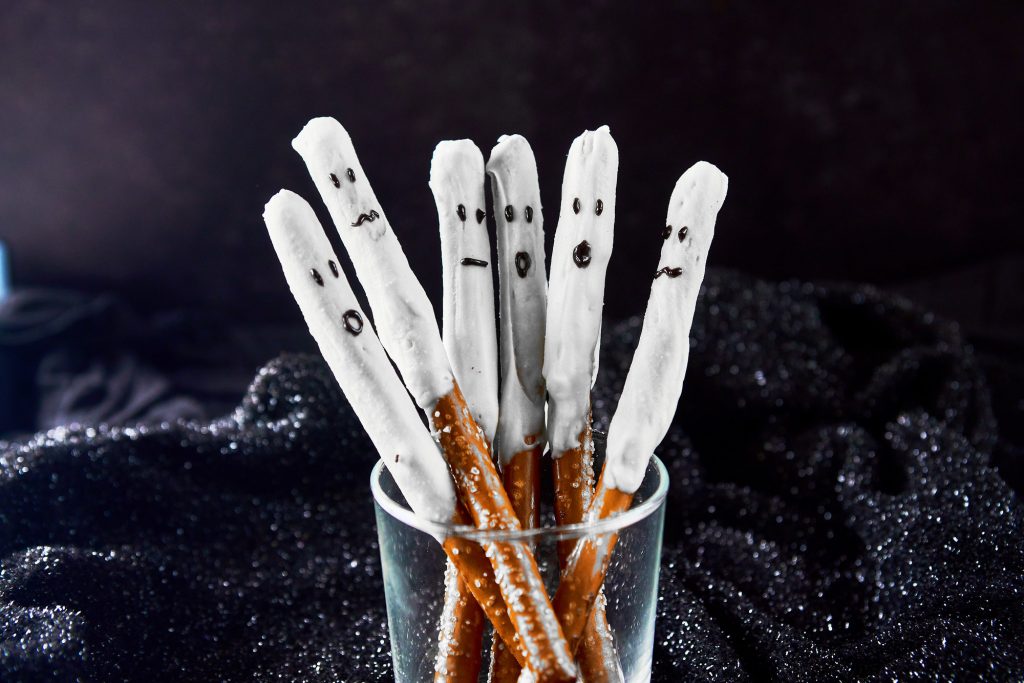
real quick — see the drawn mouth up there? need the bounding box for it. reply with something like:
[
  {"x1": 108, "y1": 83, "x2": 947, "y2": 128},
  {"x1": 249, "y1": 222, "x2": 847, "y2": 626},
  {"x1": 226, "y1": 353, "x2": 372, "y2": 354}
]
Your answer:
[
  {"x1": 351, "y1": 210, "x2": 380, "y2": 227},
  {"x1": 460, "y1": 257, "x2": 488, "y2": 267},
  {"x1": 655, "y1": 266, "x2": 683, "y2": 279}
]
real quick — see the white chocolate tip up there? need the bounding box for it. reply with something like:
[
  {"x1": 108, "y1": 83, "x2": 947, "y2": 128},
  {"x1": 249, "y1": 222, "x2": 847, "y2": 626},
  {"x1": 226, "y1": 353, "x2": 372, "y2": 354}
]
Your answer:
[{"x1": 291, "y1": 116, "x2": 351, "y2": 159}]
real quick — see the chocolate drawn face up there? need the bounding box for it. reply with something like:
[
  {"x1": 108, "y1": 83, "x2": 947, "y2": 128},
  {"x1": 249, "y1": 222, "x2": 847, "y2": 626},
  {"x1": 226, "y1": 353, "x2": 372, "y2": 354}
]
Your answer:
[
  {"x1": 325, "y1": 167, "x2": 382, "y2": 229},
  {"x1": 654, "y1": 224, "x2": 690, "y2": 278}
]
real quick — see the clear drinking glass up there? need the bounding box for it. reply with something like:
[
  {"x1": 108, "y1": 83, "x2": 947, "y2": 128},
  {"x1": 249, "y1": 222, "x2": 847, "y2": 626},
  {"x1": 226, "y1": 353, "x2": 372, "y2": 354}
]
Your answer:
[{"x1": 371, "y1": 447, "x2": 668, "y2": 682}]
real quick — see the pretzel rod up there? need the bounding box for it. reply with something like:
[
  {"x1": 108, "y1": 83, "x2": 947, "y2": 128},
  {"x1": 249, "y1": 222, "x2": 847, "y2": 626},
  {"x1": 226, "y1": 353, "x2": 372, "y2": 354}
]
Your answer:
[
  {"x1": 486, "y1": 134, "x2": 547, "y2": 681},
  {"x1": 292, "y1": 118, "x2": 576, "y2": 682},
  {"x1": 429, "y1": 140, "x2": 497, "y2": 682},
  {"x1": 544, "y1": 127, "x2": 623, "y2": 678},
  {"x1": 552, "y1": 161, "x2": 728, "y2": 655},
  {"x1": 263, "y1": 191, "x2": 526, "y2": 668}
]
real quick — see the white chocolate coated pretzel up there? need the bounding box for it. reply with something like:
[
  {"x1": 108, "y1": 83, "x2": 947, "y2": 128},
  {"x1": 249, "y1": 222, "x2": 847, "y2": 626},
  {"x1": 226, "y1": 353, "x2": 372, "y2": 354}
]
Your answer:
[
  {"x1": 263, "y1": 190, "x2": 457, "y2": 522},
  {"x1": 543, "y1": 126, "x2": 619, "y2": 453},
  {"x1": 292, "y1": 117, "x2": 454, "y2": 409},
  {"x1": 487, "y1": 134, "x2": 547, "y2": 465},
  {"x1": 430, "y1": 140, "x2": 499, "y2": 441},
  {"x1": 604, "y1": 161, "x2": 727, "y2": 494}
]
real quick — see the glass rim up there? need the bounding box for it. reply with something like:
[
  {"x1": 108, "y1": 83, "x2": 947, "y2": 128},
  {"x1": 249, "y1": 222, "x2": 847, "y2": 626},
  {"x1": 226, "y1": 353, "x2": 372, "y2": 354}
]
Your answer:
[{"x1": 370, "y1": 454, "x2": 669, "y2": 542}]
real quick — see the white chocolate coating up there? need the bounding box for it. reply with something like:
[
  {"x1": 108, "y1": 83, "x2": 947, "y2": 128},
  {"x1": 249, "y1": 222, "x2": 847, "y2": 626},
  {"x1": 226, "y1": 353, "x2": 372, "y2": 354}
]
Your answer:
[
  {"x1": 542, "y1": 126, "x2": 619, "y2": 453},
  {"x1": 604, "y1": 161, "x2": 728, "y2": 494},
  {"x1": 429, "y1": 140, "x2": 499, "y2": 441},
  {"x1": 487, "y1": 134, "x2": 547, "y2": 464},
  {"x1": 263, "y1": 190, "x2": 457, "y2": 523},
  {"x1": 292, "y1": 117, "x2": 453, "y2": 409}
]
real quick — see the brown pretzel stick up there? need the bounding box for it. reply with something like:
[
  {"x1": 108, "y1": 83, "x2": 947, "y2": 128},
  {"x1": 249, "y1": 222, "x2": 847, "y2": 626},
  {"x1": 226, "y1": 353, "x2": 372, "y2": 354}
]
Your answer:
[
  {"x1": 486, "y1": 440, "x2": 543, "y2": 679},
  {"x1": 552, "y1": 418, "x2": 623, "y2": 682},
  {"x1": 434, "y1": 386, "x2": 575, "y2": 682},
  {"x1": 440, "y1": 504, "x2": 529, "y2": 670},
  {"x1": 434, "y1": 565, "x2": 486, "y2": 680},
  {"x1": 551, "y1": 474, "x2": 633, "y2": 654}
]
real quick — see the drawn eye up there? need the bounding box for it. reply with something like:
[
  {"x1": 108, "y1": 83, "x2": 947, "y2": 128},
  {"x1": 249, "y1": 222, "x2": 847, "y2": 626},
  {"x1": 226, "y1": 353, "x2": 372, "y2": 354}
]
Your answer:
[
  {"x1": 346, "y1": 168, "x2": 356, "y2": 182},
  {"x1": 476, "y1": 208, "x2": 486, "y2": 224},
  {"x1": 525, "y1": 206, "x2": 534, "y2": 223},
  {"x1": 678, "y1": 226, "x2": 689, "y2": 242},
  {"x1": 456, "y1": 204, "x2": 467, "y2": 222},
  {"x1": 504, "y1": 205, "x2": 514, "y2": 222},
  {"x1": 328, "y1": 260, "x2": 339, "y2": 278},
  {"x1": 329, "y1": 173, "x2": 341, "y2": 188},
  {"x1": 310, "y1": 269, "x2": 324, "y2": 286},
  {"x1": 662, "y1": 225, "x2": 672, "y2": 240},
  {"x1": 595, "y1": 199, "x2": 604, "y2": 216},
  {"x1": 572, "y1": 198, "x2": 581, "y2": 214}
]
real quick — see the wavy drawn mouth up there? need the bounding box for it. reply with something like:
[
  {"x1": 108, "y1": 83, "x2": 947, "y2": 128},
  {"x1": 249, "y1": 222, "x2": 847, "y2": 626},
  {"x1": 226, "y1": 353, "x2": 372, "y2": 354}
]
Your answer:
[
  {"x1": 655, "y1": 266, "x2": 683, "y2": 279},
  {"x1": 351, "y1": 210, "x2": 380, "y2": 227}
]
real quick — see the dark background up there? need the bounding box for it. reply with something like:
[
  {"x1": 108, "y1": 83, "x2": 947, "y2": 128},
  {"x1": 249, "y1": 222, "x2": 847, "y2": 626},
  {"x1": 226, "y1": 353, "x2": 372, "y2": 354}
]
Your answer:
[{"x1": 1, "y1": 1, "x2": 1023, "y2": 338}]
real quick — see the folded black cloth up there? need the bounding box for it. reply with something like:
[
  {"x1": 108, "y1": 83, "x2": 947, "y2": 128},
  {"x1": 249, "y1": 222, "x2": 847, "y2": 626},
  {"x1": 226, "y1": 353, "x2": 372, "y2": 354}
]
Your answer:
[{"x1": 1, "y1": 270, "x2": 1022, "y2": 681}]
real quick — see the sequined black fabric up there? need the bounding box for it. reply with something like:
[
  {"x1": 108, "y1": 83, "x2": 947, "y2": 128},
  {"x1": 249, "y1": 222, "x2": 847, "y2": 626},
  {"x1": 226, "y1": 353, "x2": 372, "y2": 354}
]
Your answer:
[{"x1": 2, "y1": 270, "x2": 1022, "y2": 681}]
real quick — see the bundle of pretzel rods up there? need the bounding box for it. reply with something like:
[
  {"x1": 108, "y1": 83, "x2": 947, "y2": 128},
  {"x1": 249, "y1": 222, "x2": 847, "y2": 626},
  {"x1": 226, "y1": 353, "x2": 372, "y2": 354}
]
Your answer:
[{"x1": 263, "y1": 116, "x2": 728, "y2": 682}]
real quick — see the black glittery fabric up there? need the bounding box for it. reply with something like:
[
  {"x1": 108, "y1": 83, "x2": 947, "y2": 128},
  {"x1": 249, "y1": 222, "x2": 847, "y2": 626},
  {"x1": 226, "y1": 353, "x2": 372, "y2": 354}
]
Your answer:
[{"x1": 2, "y1": 270, "x2": 1022, "y2": 681}]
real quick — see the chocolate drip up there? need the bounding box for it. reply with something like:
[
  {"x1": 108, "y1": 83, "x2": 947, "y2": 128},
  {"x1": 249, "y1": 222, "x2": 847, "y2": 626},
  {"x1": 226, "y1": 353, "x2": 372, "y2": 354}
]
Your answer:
[
  {"x1": 461, "y1": 257, "x2": 488, "y2": 267},
  {"x1": 328, "y1": 260, "x2": 339, "y2": 278},
  {"x1": 655, "y1": 266, "x2": 683, "y2": 279},
  {"x1": 342, "y1": 309, "x2": 364, "y2": 335},
  {"x1": 573, "y1": 241, "x2": 592, "y2": 268},
  {"x1": 595, "y1": 199, "x2": 604, "y2": 216},
  {"x1": 504, "y1": 205, "x2": 514, "y2": 222},
  {"x1": 525, "y1": 206, "x2": 534, "y2": 223},
  {"x1": 572, "y1": 198, "x2": 581, "y2": 214},
  {"x1": 662, "y1": 225, "x2": 672, "y2": 240},
  {"x1": 475, "y1": 208, "x2": 486, "y2": 224},
  {"x1": 515, "y1": 251, "x2": 531, "y2": 277},
  {"x1": 678, "y1": 226, "x2": 689, "y2": 242},
  {"x1": 310, "y1": 269, "x2": 324, "y2": 286},
  {"x1": 330, "y1": 173, "x2": 341, "y2": 188},
  {"x1": 456, "y1": 204, "x2": 467, "y2": 222},
  {"x1": 346, "y1": 168, "x2": 356, "y2": 182},
  {"x1": 351, "y1": 209, "x2": 380, "y2": 227}
]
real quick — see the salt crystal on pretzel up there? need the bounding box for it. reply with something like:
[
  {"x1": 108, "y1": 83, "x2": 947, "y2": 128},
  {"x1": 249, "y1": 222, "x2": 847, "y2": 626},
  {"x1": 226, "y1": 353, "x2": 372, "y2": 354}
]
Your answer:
[
  {"x1": 543, "y1": 126, "x2": 618, "y2": 454},
  {"x1": 429, "y1": 140, "x2": 499, "y2": 441},
  {"x1": 292, "y1": 118, "x2": 576, "y2": 682},
  {"x1": 262, "y1": 189, "x2": 456, "y2": 522},
  {"x1": 552, "y1": 161, "x2": 727, "y2": 655},
  {"x1": 487, "y1": 134, "x2": 547, "y2": 467}
]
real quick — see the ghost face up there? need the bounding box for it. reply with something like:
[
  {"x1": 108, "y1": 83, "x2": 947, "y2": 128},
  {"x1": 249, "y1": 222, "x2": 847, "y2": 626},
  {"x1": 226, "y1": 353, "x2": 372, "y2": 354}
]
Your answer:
[
  {"x1": 655, "y1": 162, "x2": 728, "y2": 286},
  {"x1": 292, "y1": 118, "x2": 388, "y2": 240}
]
